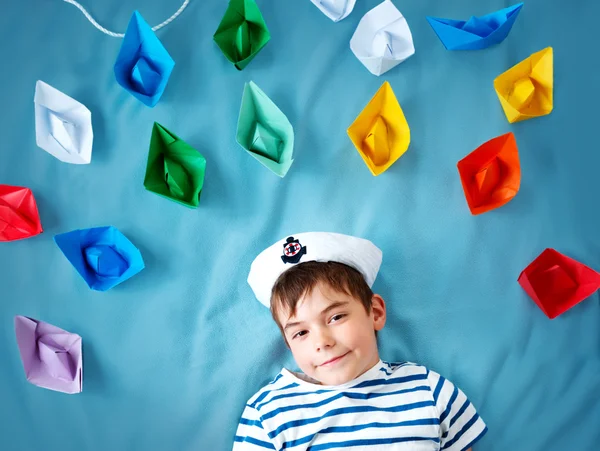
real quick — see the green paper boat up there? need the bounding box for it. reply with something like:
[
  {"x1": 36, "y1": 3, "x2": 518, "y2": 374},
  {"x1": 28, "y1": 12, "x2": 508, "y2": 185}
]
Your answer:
[
  {"x1": 236, "y1": 81, "x2": 294, "y2": 177},
  {"x1": 144, "y1": 123, "x2": 206, "y2": 208},
  {"x1": 213, "y1": 0, "x2": 271, "y2": 70}
]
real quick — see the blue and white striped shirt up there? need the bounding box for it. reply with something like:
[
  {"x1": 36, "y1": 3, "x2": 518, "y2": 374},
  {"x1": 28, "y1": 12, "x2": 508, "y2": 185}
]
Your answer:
[{"x1": 233, "y1": 360, "x2": 487, "y2": 451}]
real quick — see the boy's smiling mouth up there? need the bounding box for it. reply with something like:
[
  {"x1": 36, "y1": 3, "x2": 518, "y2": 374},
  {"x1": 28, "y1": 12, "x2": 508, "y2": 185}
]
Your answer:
[{"x1": 319, "y1": 352, "x2": 350, "y2": 367}]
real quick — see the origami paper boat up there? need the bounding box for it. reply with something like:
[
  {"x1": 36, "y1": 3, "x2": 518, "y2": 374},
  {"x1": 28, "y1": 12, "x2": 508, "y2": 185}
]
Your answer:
[
  {"x1": 457, "y1": 132, "x2": 520, "y2": 215},
  {"x1": 427, "y1": 3, "x2": 523, "y2": 50},
  {"x1": 0, "y1": 185, "x2": 43, "y2": 242},
  {"x1": 214, "y1": 0, "x2": 271, "y2": 70},
  {"x1": 236, "y1": 81, "x2": 294, "y2": 177},
  {"x1": 518, "y1": 249, "x2": 600, "y2": 319},
  {"x1": 54, "y1": 226, "x2": 145, "y2": 291},
  {"x1": 14, "y1": 316, "x2": 82, "y2": 394},
  {"x1": 114, "y1": 11, "x2": 175, "y2": 107},
  {"x1": 310, "y1": 0, "x2": 356, "y2": 22},
  {"x1": 350, "y1": 0, "x2": 415, "y2": 76},
  {"x1": 34, "y1": 80, "x2": 93, "y2": 164},
  {"x1": 347, "y1": 81, "x2": 410, "y2": 176},
  {"x1": 494, "y1": 47, "x2": 553, "y2": 123},
  {"x1": 144, "y1": 122, "x2": 207, "y2": 208}
]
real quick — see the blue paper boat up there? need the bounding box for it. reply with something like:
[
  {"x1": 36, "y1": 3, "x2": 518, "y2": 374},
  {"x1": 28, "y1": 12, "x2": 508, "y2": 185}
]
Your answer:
[
  {"x1": 54, "y1": 226, "x2": 145, "y2": 291},
  {"x1": 114, "y1": 11, "x2": 175, "y2": 107},
  {"x1": 427, "y1": 3, "x2": 523, "y2": 50}
]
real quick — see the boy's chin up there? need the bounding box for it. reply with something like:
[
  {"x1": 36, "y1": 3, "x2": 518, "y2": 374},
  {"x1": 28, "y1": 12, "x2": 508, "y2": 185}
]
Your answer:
[{"x1": 314, "y1": 363, "x2": 360, "y2": 386}]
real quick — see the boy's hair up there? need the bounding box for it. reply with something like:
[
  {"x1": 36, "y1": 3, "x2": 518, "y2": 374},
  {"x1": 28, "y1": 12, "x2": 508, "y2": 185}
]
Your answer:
[{"x1": 270, "y1": 261, "x2": 374, "y2": 338}]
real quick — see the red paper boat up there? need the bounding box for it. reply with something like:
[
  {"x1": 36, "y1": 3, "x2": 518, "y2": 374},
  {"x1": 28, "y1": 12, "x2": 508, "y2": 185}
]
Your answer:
[
  {"x1": 0, "y1": 185, "x2": 43, "y2": 242},
  {"x1": 457, "y1": 132, "x2": 520, "y2": 215},
  {"x1": 518, "y1": 248, "x2": 600, "y2": 319}
]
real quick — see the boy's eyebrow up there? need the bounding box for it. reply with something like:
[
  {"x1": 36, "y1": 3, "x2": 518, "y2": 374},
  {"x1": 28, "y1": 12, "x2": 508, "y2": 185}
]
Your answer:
[{"x1": 283, "y1": 301, "x2": 350, "y2": 333}]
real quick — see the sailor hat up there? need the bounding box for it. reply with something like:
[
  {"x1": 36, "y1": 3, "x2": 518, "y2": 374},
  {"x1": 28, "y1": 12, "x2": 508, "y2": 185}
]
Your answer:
[{"x1": 248, "y1": 232, "x2": 383, "y2": 308}]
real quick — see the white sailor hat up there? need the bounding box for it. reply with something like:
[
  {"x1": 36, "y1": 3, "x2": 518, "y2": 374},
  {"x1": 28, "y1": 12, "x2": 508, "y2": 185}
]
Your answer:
[{"x1": 248, "y1": 232, "x2": 383, "y2": 308}]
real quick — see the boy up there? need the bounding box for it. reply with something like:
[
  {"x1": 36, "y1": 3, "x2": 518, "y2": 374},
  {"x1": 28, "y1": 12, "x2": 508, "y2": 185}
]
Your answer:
[{"x1": 234, "y1": 232, "x2": 487, "y2": 450}]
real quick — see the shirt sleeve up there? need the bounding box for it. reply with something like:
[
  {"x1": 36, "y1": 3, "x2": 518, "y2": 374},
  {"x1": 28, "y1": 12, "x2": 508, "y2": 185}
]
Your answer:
[
  {"x1": 427, "y1": 369, "x2": 488, "y2": 451},
  {"x1": 232, "y1": 403, "x2": 276, "y2": 450}
]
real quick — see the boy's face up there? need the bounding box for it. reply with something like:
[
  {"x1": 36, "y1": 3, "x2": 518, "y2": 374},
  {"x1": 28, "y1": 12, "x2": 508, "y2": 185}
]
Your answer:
[{"x1": 279, "y1": 282, "x2": 386, "y2": 386}]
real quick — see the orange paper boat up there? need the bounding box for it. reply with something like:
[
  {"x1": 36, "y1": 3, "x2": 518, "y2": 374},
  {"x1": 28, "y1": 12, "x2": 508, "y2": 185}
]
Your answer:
[{"x1": 457, "y1": 132, "x2": 520, "y2": 215}]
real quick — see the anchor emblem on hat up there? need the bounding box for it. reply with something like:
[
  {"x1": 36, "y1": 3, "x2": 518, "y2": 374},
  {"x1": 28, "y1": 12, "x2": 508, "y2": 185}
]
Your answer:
[{"x1": 281, "y1": 236, "x2": 307, "y2": 264}]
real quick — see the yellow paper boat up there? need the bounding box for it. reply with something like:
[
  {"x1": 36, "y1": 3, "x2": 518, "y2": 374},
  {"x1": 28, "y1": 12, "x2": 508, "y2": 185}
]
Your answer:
[
  {"x1": 494, "y1": 47, "x2": 553, "y2": 123},
  {"x1": 347, "y1": 81, "x2": 410, "y2": 176}
]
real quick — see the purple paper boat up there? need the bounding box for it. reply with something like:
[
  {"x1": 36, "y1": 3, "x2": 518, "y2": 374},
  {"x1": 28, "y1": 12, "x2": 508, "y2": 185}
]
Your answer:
[{"x1": 14, "y1": 316, "x2": 83, "y2": 394}]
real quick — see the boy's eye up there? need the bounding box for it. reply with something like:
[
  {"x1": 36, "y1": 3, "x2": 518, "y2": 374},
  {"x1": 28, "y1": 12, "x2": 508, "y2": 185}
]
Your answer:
[
  {"x1": 329, "y1": 314, "x2": 346, "y2": 323},
  {"x1": 292, "y1": 330, "x2": 307, "y2": 339}
]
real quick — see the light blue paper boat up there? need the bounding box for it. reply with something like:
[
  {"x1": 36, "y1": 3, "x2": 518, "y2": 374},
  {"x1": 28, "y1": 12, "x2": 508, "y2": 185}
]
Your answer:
[
  {"x1": 427, "y1": 3, "x2": 523, "y2": 50},
  {"x1": 114, "y1": 11, "x2": 175, "y2": 107},
  {"x1": 54, "y1": 226, "x2": 145, "y2": 291}
]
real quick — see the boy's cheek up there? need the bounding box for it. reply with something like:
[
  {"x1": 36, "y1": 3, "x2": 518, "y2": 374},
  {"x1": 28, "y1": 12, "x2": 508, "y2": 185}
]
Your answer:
[
  {"x1": 290, "y1": 342, "x2": 309, "y2": 363},
  {"x1": 340, "y1": 326, "x2": 374, "y2": 349},
  {"x1": 337, "y1": 322, "x2": 364, "y2": 342}
]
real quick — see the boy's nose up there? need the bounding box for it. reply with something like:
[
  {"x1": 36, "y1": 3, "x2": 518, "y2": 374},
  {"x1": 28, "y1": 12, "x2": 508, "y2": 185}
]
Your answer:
[{"x1": 313, "y1": 328, "x2": 335, "y2": 351}]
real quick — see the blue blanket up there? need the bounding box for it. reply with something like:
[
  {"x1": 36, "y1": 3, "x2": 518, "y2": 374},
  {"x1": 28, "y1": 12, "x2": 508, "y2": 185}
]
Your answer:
[{"x1": 1, "y1": 0, "x2": 598, "y2": 450}]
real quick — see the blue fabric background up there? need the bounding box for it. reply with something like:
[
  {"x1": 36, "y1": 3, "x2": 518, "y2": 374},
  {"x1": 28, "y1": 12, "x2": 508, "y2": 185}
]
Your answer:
[{"x1": 1, "y1": 1, "x2": 599, "y2": 450}]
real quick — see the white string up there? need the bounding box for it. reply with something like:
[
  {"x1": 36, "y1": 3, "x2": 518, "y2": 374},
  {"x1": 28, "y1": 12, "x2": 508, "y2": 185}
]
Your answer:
[{"x1": 63, "y1": 0, "x2": 190, "y2": 38}]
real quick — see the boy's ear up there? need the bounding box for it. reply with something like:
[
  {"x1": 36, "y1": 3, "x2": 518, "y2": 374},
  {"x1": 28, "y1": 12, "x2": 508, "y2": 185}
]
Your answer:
[{"x1": 371, "y1": 294, "x2": 386, "y2": 331}]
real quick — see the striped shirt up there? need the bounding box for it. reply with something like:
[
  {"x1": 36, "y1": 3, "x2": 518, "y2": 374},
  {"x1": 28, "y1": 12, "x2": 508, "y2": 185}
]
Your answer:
[{"x1": 233, "y1": 360, "x2": 487, "y2": 451}]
